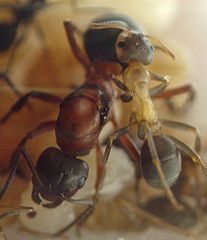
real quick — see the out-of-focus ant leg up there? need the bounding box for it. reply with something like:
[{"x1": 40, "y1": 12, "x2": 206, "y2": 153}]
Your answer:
[
  {"x1": 0, "y1": 120, "x2": 56, "y2": 199},
  {"x1": 0, "y1": 72, "x2": 22, "y2": 97},
  {"x1": 0, "y1": 91, "x2": 62, "y2": 124},
  {"x1": 64, "y1": 20, "x2": 91, "y2": 71},
  {"x1": 53, "y1": 197, "x2": 95, "y2": 236},
  {"x1": 0, "y1": 31, "x2": 26, "y2": 97},
  {"x1": 161, "y1": 119, "x2": 201, "y2": 153},
  {"x1": 153, "y1": 83, "x2": 195, "y2": 113}
]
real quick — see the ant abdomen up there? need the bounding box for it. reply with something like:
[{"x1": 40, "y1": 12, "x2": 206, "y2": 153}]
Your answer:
[{"x1": 141, "y1": 135, "x2": 182, "y2": 188}]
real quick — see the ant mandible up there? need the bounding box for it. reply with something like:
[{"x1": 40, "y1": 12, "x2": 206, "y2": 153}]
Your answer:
[
  {"x1": 0, "y1": 19, "x2": 140, "y2": 235},
  {"x1": 0, "y1": 0, "x2": 55, "y2": 96}
]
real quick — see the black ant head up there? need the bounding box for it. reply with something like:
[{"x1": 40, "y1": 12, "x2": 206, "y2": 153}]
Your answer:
[
  {"x1": 140, "y1": 135, "x2": 182, "y2": 188},
  {"x1": 34, "y1": 147, "x2": 89, "y2": 201},
  {"x1": 116, "y1": 31, "x2": 154, "y2": 65}
]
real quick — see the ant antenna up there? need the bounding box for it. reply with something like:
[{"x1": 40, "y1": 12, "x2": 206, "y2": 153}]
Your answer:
[{"x1": 144, "y1": 35, "x2": 175, "y2": 60}]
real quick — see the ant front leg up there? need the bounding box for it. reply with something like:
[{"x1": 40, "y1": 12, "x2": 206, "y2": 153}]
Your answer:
[
  {"x1": 140, "y1": 120, "x2": 184, "y2": 211},
  {"x1": 149, "y1": 71, "x2": 170, "y2": 97},
  {"x1": 0, "y1": 90, "x2": 61, "y2": 124}
]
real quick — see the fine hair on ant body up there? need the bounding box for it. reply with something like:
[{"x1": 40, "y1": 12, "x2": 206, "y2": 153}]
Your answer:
[{"x1": 0, "y1": 19, "x2": 140, "y2": 235}]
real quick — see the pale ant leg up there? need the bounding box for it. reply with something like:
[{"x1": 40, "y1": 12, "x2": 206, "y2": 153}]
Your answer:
[
  {"x1": 161, "y1": 119, "x2": 206, "y2": 210},
  {"x1": 161, "y1": 119, "x2": 201, "y2": 153},
  {"x1": 0, "y1": 91, "x2": 62, "y2": 124},
  {"x1": 140, "y1": 120, "x2": 184, "y2": 211},
  {"x1": 149, "y1": 71, "x2": 170, "y2": 97},
  {"x1": 105, "y1": 114, "x2": 142, "y2": 191}
]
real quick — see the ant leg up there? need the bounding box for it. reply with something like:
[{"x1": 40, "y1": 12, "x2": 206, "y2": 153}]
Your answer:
[
  {"x1": 161, "y1": 119, "x2": 201, "y2": 153},
  {"x1": 0, "y1": 120, "x2": 56, "y2": 199},
  {"x1": 140, "y1": 121, "x2": 184, "y2": 210},
  {"x1": 108, "y1": 117, "x2": 142, "y2": 191},
  {"x1": 112, "y1": 75, "x2": 134, "y2": 102},
  {"x1": 0, "y1": 72, "x2": 22, "y2": 97},
  {"x1": 95, "y1": 142, "x2": 105, "y2": 193},
  {"x1": 167, "y1": 135, "x2": 207, "y2": 174},
  {"x1": 0, "y1": 29, "x2": 27, "y2": 97},
  {"x1": 149, "y1": 72, "x2": 170, "y2": 97},
  {"x1": 53, "y1": 197, "x2": 95, "y2": 236},
  {"x1": 63, "y1": 20, "x2": 91, "y2": 72},
  {"x1": 153, "y1": 84, "x2": 195, "y2": 113},
  {"x1": 0, "y1": 90, "x2": 61, "y2": 124},
  {"x1": 0, "y1": 206, "x2": 35, "y2": 220}
]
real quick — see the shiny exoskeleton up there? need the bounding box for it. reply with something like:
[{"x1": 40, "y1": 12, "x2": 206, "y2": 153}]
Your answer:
[
  {"x1": 83, "y1": 13, "x2": 175, "y2": 68},
  {"x1": 0, "y1": 19, "x2": 139, "y2": 235}
]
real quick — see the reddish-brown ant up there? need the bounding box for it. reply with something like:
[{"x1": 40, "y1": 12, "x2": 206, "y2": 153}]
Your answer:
[
  {"x1": 0, "y1": 19, "x2": 139, "y2": 235},
  {"x1": 0, "y1": 13, "x2": 199, "y2": 234}
]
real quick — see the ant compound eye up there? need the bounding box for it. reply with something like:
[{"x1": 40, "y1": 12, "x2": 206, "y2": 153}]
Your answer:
[{"x1": 117, "y1": 41, "x2": 126, "y2": 48}]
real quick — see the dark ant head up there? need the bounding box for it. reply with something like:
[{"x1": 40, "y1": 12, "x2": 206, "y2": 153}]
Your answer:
[
  {"x1": 33, "y1": 147, "x2": 89, "y2": 202},
  {"x1": 116, "y1": 31, "x2": 154, "y2": 65},
  {"x1": 140, "y1": 135, "x2": 182, "y2": 188}
]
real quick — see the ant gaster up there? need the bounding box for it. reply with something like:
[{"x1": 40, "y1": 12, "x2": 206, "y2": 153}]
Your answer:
[{"x1": 0, "y1": 19, "x2": 140, "y2": 235}]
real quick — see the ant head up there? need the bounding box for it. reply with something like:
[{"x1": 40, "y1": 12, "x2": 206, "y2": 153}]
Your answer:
[
  {"x1": 140, "y1": 135, "x2": 182, "y2": 188},
  {"x1": 116, "y1": 31, "x2": 154, "y2": 65},
  {"x1": 34, "y1": 147, "x2": 89, "y2": 201}
]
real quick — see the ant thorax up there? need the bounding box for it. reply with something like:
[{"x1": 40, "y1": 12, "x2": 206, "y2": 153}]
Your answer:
[{"x1": 123, "y1": 63, "x2": 160, "y2": 130}]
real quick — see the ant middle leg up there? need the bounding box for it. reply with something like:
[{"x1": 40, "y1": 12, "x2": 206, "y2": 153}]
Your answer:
[{"x1": 0, "y1": 90, "x2": 62, "y2": 124}]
